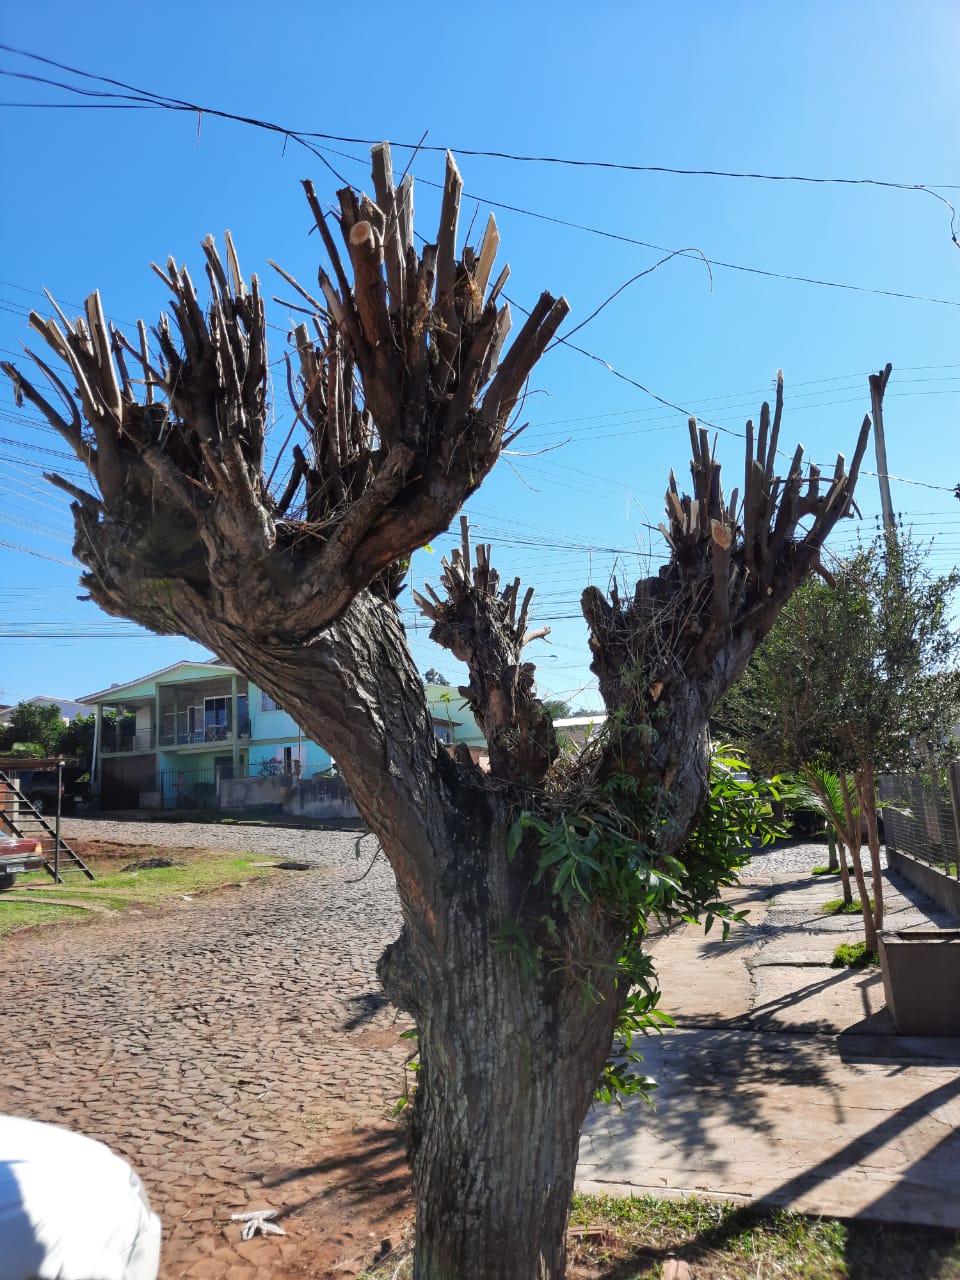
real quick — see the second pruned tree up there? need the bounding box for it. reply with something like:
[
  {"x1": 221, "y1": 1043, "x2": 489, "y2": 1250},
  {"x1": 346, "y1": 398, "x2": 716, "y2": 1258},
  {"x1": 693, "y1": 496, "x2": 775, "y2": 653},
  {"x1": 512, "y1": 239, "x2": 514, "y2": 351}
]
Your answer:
[
  {"x1": 718, "y1": 526, "x2": 960, "y2": 954},
  {"x1": 4, "y1": 145, "x2": 871, "y2": 1279}
]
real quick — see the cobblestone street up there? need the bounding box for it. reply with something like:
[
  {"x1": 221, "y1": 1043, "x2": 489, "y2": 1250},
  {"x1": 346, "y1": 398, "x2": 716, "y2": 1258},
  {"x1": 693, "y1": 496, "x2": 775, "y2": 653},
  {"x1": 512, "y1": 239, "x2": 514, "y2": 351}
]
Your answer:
[{"x1": 2, "y1": 818, "x2": 413, "y2": 1278}]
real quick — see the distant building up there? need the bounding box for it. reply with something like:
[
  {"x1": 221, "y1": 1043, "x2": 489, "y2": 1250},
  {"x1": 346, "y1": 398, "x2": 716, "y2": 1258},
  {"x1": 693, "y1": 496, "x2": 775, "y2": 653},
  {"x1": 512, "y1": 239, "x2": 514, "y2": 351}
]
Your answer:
[
  {"x1": 422, "y1": 686, "x2": 605, "y2": 763},
  {"x1": 0, "y1": 696, "x2": 94, "y2": 724},
  {"x1": 423, "y1": 683, "x2": 486, "y2": 760},
  {"x1": 553, "y1": 714, "x2": 607, "y2": 749},
  {"x1": 79, "y1": 660, "x2": 331, "y2": 810}
]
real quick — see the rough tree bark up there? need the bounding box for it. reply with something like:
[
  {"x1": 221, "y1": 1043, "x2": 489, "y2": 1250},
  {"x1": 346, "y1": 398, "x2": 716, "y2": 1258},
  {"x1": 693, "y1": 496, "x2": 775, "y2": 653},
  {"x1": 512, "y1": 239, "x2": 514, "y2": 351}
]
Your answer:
[{"x1": 4, "y1": 146, "x2": 871, "y2": 1279}]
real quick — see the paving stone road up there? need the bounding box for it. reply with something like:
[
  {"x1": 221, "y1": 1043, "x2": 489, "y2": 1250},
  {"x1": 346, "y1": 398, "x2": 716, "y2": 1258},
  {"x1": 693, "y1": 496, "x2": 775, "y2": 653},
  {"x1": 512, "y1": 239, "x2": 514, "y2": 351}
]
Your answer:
[{"x1": 2, "y1": 818, "x2": 410, "y2": 1278}]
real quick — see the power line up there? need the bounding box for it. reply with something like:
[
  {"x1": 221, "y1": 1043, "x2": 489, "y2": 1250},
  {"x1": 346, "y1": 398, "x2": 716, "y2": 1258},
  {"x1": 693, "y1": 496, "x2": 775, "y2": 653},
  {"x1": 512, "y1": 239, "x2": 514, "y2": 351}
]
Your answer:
[
  {"x1": 320, "y1": 140, "x2": 960, "y2": 311},
  {"x1": 2, "y1": 43, "x2": 958, "y2": 192},
  {"x1": 0, "y1": 538, "x2": 77, "y2": 566},
  {"x1": 2, "y1": 47, "x2": 960, "y2": 310}
]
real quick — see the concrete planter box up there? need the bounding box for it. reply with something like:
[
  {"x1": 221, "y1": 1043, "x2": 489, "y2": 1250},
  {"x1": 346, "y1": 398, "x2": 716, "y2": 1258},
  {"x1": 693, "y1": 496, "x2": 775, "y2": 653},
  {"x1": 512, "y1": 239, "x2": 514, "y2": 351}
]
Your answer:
[{"x1": 878, "y1": 930, "x2": 960, "y2": 1035}]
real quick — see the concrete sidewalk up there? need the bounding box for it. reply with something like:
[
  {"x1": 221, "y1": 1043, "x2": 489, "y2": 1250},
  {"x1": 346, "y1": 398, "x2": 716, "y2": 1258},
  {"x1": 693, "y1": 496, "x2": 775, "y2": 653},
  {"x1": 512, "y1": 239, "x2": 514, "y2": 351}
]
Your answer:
[{"x1": 577, "y1": 861, "x2": 960, "y2": 1228}]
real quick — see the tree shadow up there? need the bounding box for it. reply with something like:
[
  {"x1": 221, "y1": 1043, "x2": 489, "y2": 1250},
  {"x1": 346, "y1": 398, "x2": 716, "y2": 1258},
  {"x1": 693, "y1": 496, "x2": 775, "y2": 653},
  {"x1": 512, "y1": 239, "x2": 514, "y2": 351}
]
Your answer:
[
  {"x1": 584, "y1": 1071, "x2": 960, "y2": 1279},
  {"x1": 260, "y1": 1123, "x2": 412, "y2": 1218},
  {"x1": 584, "y1": 1026, "x2": 841, "y2": 1163},
  {"x1": 882, "y1": 866, "x2": 959, "y2": 928},
  {"x1": 341, "y1": 989, "x2": 389, "y2": 1030},
  {"x1": 679, "y1": 862, "x2": 955, "y2": 970},
  {"x1": 684, "y1": 872, "x2": 878, "y2": 958},
  {"x1": 743, "y1": 965, "x2": 860, "y2": 1026}
]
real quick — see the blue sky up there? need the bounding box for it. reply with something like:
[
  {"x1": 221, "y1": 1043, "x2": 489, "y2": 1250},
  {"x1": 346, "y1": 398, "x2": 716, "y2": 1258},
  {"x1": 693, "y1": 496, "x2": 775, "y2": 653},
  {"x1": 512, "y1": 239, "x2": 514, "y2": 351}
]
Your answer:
[{"x1": 2, "y1": 1, "x2": 960, "y2": 710}]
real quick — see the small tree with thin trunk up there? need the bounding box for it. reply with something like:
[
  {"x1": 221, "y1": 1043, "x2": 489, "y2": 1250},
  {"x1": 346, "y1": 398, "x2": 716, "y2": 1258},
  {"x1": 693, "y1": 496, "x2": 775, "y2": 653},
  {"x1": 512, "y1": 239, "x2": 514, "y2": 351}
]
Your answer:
[
  {"x1": 715, "y1": 576, "x2": 862, "y2": 907},
  {"x1": 4, "y1": 147, "x2": 870, "y2": 1278},
  {"x1": 720, "y1": 530, "x2": 960, "y2": 953}
]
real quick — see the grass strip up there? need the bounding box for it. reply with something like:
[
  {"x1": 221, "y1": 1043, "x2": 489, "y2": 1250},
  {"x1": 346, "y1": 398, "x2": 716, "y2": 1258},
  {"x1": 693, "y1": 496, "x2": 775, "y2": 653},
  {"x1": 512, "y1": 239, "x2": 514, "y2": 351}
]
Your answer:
[
  {"x1": 0, "y1": 855, "x2": 280, "y2": 937},
  {"x1": 361, "y1": 1194, "x2": 960, "y2": 1278},
  {"x1": 822, "y1": 896, "x2": 875, "y2": 915},
  {"x1": 832, "y1": 941, "x2": 879, "y2": 968},
  {"x1": 565, "y1": 1193, "x2": 960, "y2": 1278}
]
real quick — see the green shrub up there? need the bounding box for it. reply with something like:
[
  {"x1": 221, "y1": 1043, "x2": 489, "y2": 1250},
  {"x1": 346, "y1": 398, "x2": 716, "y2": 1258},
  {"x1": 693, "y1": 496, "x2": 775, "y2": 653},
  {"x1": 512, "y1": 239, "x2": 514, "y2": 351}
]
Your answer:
[
  {"x1": 832, "y1": 941, "x2": 878, "y2": 968},
  {"x1": 822, "y1": 897, "x2": 874, "y2": 915}
]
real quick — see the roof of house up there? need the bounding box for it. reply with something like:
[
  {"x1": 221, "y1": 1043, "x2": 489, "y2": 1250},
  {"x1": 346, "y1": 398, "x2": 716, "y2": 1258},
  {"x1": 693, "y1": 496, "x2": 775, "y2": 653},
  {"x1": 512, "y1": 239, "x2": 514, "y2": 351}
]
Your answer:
[
  {"x1": 0, "y1": 696, "x2": 94, "y2": 721},
  {"x1": 78, "y1": 659, "x2": 234, "y2": 704}
]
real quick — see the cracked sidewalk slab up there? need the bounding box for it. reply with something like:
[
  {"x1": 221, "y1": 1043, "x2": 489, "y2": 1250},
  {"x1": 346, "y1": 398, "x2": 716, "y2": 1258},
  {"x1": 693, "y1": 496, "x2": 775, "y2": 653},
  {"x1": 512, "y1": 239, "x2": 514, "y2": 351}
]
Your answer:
[
  {"x1": 578, "y1": 860, "x2": 960, "y2": 1226},
  {"x1": 579, "y1": 1027, "x2": 960, "y2": 1228}
]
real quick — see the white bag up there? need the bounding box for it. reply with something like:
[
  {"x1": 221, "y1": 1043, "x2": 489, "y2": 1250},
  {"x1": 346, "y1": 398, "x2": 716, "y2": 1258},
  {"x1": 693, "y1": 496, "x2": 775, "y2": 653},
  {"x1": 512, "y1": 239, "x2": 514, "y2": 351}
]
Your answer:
[{"x1": 0, "y1": 1116, "x2": 161, "y2": 1280}]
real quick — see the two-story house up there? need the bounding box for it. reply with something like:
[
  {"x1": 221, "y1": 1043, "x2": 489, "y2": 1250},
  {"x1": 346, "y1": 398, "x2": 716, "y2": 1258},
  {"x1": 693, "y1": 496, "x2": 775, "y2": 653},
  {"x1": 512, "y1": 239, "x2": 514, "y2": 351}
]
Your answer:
[{"x1": 79, "y1": 660, "x2": 331, "y2": 809}]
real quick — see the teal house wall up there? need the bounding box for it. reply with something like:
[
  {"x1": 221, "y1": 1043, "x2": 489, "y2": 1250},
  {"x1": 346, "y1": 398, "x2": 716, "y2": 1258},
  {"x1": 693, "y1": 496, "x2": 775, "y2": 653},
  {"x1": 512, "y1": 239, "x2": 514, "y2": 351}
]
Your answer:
[{"x1": 80, "y1": 659, "x2": 330, "y2": 809}]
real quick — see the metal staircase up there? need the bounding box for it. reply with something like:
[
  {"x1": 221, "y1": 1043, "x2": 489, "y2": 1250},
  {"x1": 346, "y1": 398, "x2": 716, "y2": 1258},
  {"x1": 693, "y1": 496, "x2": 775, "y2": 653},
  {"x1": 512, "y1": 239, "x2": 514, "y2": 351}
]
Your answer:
[{"x1": 0, "y1": 770, "x2": 95, "y2": 881}]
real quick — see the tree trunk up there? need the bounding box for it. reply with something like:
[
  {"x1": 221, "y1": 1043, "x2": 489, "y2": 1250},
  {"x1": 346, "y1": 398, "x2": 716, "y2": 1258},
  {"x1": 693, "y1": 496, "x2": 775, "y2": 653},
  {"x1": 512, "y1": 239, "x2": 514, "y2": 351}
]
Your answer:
[
  {"x1": 409, "y1": 981, "x2": 615, "y2": 1279},
  {"x1": 826, "y1": 826, "x2": 839, "y2": 872},
  {"x1": 837, "y1": 829, "x2": 854, "y2": 909},
  {"x1": 378, "y1": 810, "x2": 624, "y2": 1280},
  {"x1": 857, "y1": 765, "x2": 885, "y2": 940},
  {"x1": 840, "y1": 773, "x2": 876, "y2": 953}
]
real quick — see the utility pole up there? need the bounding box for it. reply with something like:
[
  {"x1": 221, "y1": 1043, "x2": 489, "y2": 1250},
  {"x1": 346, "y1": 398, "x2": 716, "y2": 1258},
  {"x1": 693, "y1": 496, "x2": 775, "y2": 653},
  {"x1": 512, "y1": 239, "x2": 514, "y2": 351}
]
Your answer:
[
  {"x1": 869, "y1": 363, "x2": 895, "y2": 535},
  {"x1": 54, "y1": 758, "x2": 63, "y2": 884},
  {"x1": 870, "y1": 362, "x2": 903, "y2": 591}
]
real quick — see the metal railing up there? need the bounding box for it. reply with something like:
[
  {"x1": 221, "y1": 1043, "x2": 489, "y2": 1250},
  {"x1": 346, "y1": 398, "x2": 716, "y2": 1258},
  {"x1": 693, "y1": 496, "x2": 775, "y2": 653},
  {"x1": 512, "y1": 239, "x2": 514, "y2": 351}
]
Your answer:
[
  {"x1": 156, "y1": 718, "x2": 251, "y2": 747},
  {"x1": 100, "y1": 727, "x2": 155, "y2": 754},
  {"x1": 880, "y1": 766, "x2": 960, "y2": 880},
  {"x1": 152, "y1": 763, "x2": 248, "y2": 809}
]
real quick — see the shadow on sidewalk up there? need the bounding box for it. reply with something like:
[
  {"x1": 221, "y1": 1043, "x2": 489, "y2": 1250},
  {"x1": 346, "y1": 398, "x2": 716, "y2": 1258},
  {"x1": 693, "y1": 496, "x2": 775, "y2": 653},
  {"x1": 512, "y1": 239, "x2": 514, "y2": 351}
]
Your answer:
[{"x1": 581, "y1": 1070, "x2": 960, "y2": 1278}]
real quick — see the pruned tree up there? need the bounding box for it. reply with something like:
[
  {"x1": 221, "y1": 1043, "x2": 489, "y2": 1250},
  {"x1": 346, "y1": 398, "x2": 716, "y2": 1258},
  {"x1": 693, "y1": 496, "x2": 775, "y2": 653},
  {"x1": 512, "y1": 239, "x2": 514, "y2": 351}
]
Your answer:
[
  {"x1": 3, "y1": 146, "x2": 870, "y2": 1279},
  {"x1": 719, "y1": 529, "x2": 960, "y2": 953}
]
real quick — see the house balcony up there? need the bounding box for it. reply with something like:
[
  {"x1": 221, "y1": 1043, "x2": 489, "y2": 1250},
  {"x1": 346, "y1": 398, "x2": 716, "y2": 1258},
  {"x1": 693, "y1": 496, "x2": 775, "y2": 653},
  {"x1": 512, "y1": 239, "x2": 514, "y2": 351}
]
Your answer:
[
  {"x1": 99, "y1": 727, "x2": 156, "y2": 752},
  {"x1": 100, "y1": 727, "x2": 156, "y2": 755},
  {"x1": 157, "y1": 717, "x2": 252, "y2": 748}
]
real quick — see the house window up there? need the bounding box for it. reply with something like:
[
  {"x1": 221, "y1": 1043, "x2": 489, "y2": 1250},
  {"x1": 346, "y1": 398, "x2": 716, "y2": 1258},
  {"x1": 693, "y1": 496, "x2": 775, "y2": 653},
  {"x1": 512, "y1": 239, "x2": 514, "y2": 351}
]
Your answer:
[
  {"x1": 184, "y1": 704, "x2": 204, "y2": 743},
  {"x1": 283, "y1": 746, "x2": 293, "y2": 772},
  {"x1": 260, "y1": 692, "x2": 280, "y2": 713},
  {"x1": 433, "y1": 723, "x2": 452, "y2": 745},
  {"x1": 204, "y1": 696, "x2": 231, "y2": 741}
]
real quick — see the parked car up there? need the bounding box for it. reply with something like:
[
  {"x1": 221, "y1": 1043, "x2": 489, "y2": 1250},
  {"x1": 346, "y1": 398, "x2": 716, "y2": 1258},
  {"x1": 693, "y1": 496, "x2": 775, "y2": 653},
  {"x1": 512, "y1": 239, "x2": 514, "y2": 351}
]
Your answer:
[
  {"x1": 0, "y1": 833, "x2": 44, "y2": 891},
  {"x1": 10, "y1": 769, "x2": 91, "y2": 815}
]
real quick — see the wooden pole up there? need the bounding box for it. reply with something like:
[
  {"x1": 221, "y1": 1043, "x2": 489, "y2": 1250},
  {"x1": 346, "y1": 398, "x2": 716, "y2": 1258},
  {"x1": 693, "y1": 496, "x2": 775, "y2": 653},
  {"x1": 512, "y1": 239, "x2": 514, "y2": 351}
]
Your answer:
[
  {"x1": 869, "y1": 363, "x2": 895, "y2": 534},
  {"x1": 54, "y1": 758, "x2": 63, "y2": 884}
]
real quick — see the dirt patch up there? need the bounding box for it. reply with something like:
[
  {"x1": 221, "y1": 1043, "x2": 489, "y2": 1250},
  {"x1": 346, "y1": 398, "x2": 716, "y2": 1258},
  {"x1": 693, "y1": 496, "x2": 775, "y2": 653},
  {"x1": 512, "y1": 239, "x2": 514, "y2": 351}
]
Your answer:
[
  {"x1": 266, "y1": 1123, "x2": 414, "y2": 1279},
  {"x1": 121, "y1": 857, "x2": 187, "y2": 872},
  {"x1": 71, "y1": 839, "x2": 221, "y2": 865}
]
